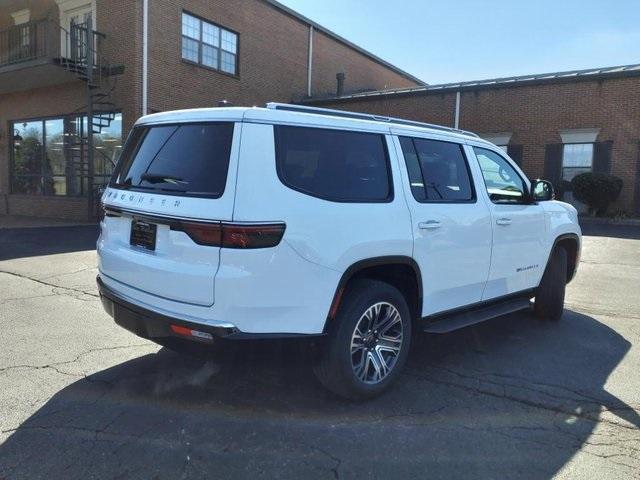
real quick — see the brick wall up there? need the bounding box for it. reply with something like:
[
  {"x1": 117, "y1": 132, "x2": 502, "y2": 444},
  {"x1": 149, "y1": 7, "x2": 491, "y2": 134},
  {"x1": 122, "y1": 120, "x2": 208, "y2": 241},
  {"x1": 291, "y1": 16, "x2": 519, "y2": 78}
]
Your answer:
[
  {"x1": 97, "y1": 0, "x2": 142, "y2": 135},
  {"x1": 310, "y1": 29, "x2": 417, "y2": 98},
  {"x1": 148, "y1": 0, "x2": 308, "y2": 111},
  {"x1": 311, "y1": 77, "x2": 640, "y2": 214},
  {"x1": 0, "y1": 82, "x2": 90, "y2": 218},
  {"x1": 0, "y1": 0, "x2": 140, "y2": 219},
  {"x1": 0, "y1": 0, "x2": 420, "y2": 220},
  {"x1": 146, "y1": 0, "x2": 420, "y2": 112},
  {"x1": 0, "y1": 0, "x2": 55, "y2": 29}
]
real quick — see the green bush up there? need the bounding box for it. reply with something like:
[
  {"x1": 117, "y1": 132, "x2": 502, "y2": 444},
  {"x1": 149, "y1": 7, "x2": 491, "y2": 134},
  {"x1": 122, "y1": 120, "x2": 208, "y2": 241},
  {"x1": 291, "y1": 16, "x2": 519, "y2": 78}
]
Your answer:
[
  {"x1": 556, "y1": 180, "x2": 572, "y2": 198},
  {"x1": 571, "y1": 172, "x2": 623, "y2": 215}
]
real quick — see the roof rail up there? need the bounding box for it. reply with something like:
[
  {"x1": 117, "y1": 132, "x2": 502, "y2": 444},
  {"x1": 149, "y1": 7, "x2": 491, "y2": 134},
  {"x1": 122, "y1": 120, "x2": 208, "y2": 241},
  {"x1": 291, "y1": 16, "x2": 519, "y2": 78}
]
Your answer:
[{"x1": 265, "y1": 102, "x2": 480, "y2": 138}]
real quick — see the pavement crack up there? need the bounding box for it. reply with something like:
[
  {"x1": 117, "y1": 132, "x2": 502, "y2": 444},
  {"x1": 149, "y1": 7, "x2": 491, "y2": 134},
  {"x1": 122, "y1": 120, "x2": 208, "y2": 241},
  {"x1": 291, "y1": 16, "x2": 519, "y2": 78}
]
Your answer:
[
  {"x1": 425, "y1": 364, "x2": 640, "y2": 412},
  {"x1": 0, "y1": 344, "x2": 152, "y2": 377},
  {"x1": 0, "y1": 269, "x2": 99, "y2": 299},
  {"x1": 313, "y1": 447, "x2": 342, "y2": 480},
  {"x1": 406, "y1": 370, "x2": 639, "y2": 431},
  {"x1": 0, "y1": 293, "x2": 58, "y2": 304},
  {"x1": 39, "y1": 265, "x2": 96, "y2": 281},
  {"x1": 459, "y1": 424, "x2": 639, "y2": 472}
]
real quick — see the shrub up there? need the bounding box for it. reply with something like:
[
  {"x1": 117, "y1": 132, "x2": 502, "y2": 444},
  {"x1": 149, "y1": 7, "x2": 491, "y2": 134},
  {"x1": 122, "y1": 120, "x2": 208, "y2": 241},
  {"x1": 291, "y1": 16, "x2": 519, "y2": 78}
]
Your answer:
[
  {"x1": 571, "y1": 172, "x2": 623, "y2": 215},
  {"x1": 555, "y1": 180, "x2": 573, "y2": 198}
]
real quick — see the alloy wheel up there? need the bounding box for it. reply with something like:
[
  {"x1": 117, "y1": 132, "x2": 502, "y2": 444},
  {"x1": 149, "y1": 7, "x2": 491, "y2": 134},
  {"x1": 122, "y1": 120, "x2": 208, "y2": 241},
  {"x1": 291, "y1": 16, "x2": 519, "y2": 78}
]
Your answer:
[{"x1": 350, "y1": 302, "x2": 403, "y2": 384}]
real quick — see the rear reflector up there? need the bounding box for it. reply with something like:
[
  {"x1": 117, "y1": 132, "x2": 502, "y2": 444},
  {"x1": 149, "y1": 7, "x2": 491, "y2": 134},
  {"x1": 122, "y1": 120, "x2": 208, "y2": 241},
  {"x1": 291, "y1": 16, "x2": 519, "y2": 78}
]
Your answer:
[
  {"x1": 172, "y1": 222, "x2": 285, "y2": 248},
  {"x1": 170, "y1": 324, "x2": 214, "y2": 341}
]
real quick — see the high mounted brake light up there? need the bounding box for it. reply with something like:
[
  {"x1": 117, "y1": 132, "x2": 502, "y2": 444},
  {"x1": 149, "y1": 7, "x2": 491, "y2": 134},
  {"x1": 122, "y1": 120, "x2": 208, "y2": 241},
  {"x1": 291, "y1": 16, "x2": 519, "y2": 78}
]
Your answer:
[{"x1": 171, "y1": 222, "x2": 286, "y2": 248}]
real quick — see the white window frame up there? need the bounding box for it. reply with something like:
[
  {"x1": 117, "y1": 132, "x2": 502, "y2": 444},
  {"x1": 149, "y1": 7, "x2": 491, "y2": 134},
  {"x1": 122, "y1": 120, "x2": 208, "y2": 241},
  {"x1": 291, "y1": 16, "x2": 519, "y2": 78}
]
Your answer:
[
  {"x1": 561, "y1": 143, "x2": 594, "y2": 182},
  {"x1": 181, "y1": 11, "x2": 239, "y2": 76},
  {"x1": 55, "y1": 0, "x2": 96, "y2": 58},
  {"x1": 10, "y1": 9, "x2": 31, "y2": 25},
  {"x1": 559, "y1": 129, "x2": 599, "y2": 183}
]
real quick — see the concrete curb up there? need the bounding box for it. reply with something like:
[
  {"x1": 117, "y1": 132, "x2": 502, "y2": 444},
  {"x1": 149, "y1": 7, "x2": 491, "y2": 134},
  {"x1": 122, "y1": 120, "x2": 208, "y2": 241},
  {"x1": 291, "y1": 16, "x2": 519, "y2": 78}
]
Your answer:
[
  {"x1": 0, "y1": 216, "x2": 97, "y2": 229},
  {"x1": 579, "y1": 216, "x2": 640, "y2": 227}
]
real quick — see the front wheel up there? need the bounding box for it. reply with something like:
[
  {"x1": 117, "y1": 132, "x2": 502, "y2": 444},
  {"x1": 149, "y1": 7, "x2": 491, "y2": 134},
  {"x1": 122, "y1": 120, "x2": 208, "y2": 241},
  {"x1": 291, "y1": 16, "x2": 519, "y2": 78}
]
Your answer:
[
  {"x1": 534, "y1": 247, "x2": 568, "y2": 321},
  {"x1": 313, "y1": 279, "x2": 412, "y2": 400}
]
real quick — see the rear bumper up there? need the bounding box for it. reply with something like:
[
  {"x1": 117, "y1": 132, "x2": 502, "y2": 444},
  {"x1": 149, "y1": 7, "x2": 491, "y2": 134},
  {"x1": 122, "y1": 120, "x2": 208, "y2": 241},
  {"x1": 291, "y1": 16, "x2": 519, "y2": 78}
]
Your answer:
[
  {"x1": 97, "y1": 276, "x2": 325, "y2": 342},
  {"x1": 98, "y1": 276, "x2": 237, "y2": 342}
]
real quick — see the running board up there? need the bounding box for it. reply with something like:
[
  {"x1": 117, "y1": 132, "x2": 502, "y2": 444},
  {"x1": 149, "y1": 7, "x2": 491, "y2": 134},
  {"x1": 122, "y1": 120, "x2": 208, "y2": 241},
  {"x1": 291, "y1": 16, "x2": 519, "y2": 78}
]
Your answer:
[{"x1": 422, "y1": 295, "x2": 532, "y2": 334}]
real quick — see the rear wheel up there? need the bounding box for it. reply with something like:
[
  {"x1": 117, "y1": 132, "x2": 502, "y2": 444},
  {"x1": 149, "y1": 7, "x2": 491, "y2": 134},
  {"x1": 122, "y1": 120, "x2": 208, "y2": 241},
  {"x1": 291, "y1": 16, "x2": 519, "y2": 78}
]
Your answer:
[
  {"x1": 314, "y1": 279, "x2": 412, "y2": 400},
  {"x1": 534, "y1": 247, "x2": 568, "y2": 321}
]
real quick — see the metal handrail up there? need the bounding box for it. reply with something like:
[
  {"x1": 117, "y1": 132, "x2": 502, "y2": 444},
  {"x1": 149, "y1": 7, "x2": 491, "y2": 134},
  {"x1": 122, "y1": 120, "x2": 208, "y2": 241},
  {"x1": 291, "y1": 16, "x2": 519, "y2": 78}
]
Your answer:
[{"x1": 0, "y1": 17, "x2": 106, "y2": 82}]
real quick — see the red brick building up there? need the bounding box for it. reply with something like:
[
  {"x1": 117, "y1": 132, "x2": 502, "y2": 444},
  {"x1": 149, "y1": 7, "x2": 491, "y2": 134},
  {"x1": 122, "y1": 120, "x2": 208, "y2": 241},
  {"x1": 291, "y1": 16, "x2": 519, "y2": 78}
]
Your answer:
[
  {"x1": 307, "y1": 65, "x2": 640, "y2": 215},
  {"x1": 0, "y1": 0, "x2": 422, "y2": 220}
]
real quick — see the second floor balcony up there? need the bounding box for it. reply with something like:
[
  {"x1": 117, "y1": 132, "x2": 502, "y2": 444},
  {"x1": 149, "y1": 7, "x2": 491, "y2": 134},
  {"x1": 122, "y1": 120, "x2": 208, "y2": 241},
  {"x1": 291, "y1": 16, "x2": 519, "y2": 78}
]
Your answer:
[{"x1": 0, "y1": 17, "x2": 106, "y2": 94}]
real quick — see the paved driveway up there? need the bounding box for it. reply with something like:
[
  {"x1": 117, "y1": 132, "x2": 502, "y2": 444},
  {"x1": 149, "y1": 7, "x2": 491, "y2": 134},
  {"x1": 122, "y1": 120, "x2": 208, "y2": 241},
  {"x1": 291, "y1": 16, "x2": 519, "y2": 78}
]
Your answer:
[{"x1": 0, "y1": 224, "x2": 639, "y2": 479}]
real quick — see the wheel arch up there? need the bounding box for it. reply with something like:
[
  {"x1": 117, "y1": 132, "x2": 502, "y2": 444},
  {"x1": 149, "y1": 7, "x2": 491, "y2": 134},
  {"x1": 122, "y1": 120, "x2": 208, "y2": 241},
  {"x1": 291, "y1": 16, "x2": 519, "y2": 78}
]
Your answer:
[
  {"x1": 550, "y1": 233, "x2": 580, "y2": 283},
  {"x1": 324, "y1": 256, "x2": 423, "y2": 333}
]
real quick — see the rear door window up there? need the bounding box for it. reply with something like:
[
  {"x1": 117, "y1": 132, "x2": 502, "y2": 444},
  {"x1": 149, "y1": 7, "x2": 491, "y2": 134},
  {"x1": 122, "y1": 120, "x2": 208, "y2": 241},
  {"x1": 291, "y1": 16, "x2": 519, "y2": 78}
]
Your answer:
[
  {"x1": 112, "y1": 123, "x2": 234, "y2": 197},
  {"x1": 274, "y1": 125, "x2": 392, "y2": 202}
]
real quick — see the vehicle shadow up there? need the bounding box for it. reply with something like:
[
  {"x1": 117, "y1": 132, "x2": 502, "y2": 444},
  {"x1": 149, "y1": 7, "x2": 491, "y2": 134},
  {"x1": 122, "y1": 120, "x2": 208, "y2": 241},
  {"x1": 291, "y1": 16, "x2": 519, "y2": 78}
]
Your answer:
[
  {"x1": 0, "y1": 225, "x2": 99, "y2": 261},
  {"x1": 1, "y1": 309, "x2": 637, "y2": 479}
]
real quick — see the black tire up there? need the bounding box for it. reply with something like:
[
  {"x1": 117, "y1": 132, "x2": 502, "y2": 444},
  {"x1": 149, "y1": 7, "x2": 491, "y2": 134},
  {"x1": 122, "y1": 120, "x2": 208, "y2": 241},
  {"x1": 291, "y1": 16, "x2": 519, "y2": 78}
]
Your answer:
[
  {"x1": 313, "y1": 279, "x2": 412, "y2": 400},
  {"x1": 534, "y1": 247, "x2": 568, "y2": 321}
]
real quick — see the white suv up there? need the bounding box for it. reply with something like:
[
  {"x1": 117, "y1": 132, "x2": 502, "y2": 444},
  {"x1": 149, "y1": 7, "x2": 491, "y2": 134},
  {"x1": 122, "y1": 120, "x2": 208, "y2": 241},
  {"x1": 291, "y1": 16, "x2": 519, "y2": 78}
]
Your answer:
[{"x1": 97, "y1": 103, "x2": 581, "y2": 399}]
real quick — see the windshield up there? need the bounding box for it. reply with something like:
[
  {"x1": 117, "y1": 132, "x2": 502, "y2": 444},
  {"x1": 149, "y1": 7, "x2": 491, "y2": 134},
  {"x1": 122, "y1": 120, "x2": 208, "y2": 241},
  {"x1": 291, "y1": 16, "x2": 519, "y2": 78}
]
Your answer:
[{"x1": 112, "y1": 122, "x2": 234, "y2": 197}]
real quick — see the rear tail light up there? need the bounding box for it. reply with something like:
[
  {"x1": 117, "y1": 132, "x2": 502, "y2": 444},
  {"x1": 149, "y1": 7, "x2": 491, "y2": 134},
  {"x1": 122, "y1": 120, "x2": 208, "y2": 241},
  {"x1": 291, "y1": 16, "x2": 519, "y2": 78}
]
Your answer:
[{"x1": 172, "y1": 222, "x2": 286, "y2": 248}]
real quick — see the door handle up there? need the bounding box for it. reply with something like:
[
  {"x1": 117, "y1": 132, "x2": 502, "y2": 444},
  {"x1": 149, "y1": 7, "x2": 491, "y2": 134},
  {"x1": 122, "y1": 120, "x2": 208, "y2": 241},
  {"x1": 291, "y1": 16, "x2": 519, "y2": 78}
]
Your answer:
[
  {"x1": 419, "y1": 220, "x2": 442, "y2": 230},
  {"x1": 496, "y1": 218, "x2": 512, "y2": 226}
]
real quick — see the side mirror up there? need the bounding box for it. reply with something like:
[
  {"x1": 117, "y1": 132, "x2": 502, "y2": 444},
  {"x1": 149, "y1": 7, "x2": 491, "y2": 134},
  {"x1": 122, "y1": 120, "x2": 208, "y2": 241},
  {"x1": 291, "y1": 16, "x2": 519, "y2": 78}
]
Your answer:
[{"x1": 531, "y1": 179, "x2": 555, "y2": 202}]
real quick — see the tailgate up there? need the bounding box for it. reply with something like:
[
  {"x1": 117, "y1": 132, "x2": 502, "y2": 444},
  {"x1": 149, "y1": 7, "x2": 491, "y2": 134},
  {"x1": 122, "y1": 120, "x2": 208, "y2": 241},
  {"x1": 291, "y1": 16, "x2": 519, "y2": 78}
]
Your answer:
[{"x1": 97, "y1": 121, "x2": 240, "y2": 306}]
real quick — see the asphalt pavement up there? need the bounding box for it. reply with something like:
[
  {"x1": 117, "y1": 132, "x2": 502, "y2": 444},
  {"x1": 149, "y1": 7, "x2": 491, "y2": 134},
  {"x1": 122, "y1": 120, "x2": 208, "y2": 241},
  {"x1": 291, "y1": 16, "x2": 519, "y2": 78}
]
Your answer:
[{"x1": 0, "y1": 222, "x2": 639, "y2": 479}]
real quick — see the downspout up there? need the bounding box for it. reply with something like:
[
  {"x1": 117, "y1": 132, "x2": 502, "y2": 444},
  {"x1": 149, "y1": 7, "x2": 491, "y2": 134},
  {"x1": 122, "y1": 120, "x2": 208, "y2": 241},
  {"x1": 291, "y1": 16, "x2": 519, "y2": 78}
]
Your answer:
[
  {"x1": 454, "y1": 90, "x2": 461, "y2": 129},
  {"x1": 307, "y1": 26, "x2": 313, "y2": 97},
  {"x1": 142, "y1": 0, "x2": 148, "y2": 116}
]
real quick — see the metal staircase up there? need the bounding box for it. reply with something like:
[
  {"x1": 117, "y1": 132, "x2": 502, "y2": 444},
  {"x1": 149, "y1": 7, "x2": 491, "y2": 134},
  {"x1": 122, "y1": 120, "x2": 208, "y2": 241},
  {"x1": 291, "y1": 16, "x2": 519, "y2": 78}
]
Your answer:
[{"x1": 57, "y1": 15, "x2": 124, "y2": 218}]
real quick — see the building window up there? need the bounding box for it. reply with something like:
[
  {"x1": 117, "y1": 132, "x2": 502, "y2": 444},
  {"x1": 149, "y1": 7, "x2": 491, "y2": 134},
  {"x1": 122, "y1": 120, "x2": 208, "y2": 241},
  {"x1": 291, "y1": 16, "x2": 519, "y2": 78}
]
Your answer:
[
  {"x1": 11, "y1": 113, "x2": 122, "y2": 196},
  {"x1": 562, "y1": 143, "x2": 593, "y2": 181},
  {"x1": 181, "y1": 12, "x2": 238, "y2": 75}
]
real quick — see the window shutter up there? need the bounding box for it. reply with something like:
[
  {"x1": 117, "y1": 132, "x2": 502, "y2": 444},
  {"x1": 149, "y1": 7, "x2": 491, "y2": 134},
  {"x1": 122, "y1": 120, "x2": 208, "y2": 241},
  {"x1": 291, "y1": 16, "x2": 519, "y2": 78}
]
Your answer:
[
  {"x1": 544, "y1": 143, "x2": 563, "y2": 188},
  {"x1": 593, "y1": 141, "x2": 613, "y2": 174},
  {"x1": 507, "y1": 144, "x2": 524, "y2": 167},
  {"x1": 635, "y1": 141, "x2": 640, "y2": 215}
]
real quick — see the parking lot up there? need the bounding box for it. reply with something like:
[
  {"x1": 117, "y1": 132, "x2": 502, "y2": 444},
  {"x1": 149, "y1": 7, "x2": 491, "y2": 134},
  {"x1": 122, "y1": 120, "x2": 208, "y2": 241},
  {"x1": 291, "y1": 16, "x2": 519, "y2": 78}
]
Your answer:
[{"x1": 0, "y1": 223, "x2": 639, "y2": 479}]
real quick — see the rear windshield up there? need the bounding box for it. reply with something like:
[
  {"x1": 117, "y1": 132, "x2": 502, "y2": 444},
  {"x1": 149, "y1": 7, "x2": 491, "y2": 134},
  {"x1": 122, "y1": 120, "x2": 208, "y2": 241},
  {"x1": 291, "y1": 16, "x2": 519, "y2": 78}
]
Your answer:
[{"x1": 111, "y1": 122, "x2": 234, "y2": 197}]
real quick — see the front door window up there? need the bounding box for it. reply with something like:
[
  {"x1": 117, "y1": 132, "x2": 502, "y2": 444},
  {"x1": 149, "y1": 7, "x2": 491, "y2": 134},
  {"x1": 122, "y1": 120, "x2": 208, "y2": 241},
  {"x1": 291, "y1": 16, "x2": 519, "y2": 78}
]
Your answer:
[{"x1": 474, "y1": 147, "x2": 527, "y2": 203}]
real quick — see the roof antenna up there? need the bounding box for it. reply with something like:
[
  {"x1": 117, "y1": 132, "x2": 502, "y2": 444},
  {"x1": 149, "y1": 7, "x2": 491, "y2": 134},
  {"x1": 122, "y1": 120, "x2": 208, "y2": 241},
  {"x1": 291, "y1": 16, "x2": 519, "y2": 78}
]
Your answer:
[{"x1": 218, "y1": 100, "x2": 233, "y2": 107}]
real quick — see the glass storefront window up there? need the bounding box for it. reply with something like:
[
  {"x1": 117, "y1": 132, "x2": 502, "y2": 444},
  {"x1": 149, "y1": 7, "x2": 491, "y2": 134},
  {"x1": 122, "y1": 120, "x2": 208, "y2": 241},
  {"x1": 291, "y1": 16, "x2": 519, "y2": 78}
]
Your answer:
[
  {"x1": 44, "y1": 119, "x2": 65, "y2": 195},
  {"x1": 94, "y1": 113, "x2": 123, "y2": 187},
  {"x1": 10, "y1": 113, "x2": 123, "y2": 196},
  {"x1": 12, "y1": 121, "x2": 44, "y2": 195}
]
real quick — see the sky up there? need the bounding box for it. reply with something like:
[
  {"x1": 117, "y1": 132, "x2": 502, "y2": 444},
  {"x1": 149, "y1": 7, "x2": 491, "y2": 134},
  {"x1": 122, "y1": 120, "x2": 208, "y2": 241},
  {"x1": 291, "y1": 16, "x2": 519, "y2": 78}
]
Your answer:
[{"x1": 277, "y1": 0, "x2": 640, "y2": 85}]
